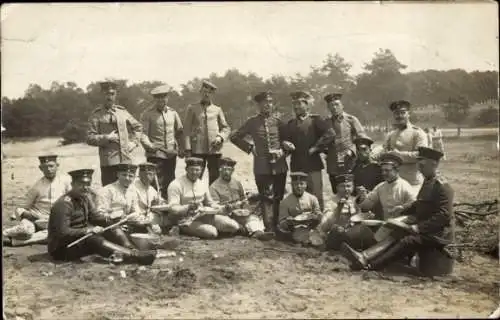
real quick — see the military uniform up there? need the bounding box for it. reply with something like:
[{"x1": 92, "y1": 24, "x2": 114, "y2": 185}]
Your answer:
[
  {"x1": 230, "y1": 93, "x2": 288, "y2": 231},
  {"x1": 47, "y1": 169, "x2": 154, "y2": 264},
  {"x1": 352, "y1": 161, "x2": 383, "y2": 194},
  {"x1": 140, "y1": 85, "x2": 184, "y2": 197},
  {"x1": 340, "y1": 147, "x2": 454, "y2": 272}
]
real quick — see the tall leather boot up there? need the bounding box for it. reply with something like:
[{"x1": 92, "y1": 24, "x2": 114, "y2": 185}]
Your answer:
[
  {"x1": 340, "y1": 235, "x2": 397, "y2": 270},
  {"x1": 100, "y1": 239, "x2": 156, "y2": 265},
  {"x1": 260, "y1": 197, "x2": 274, "y2": 232}
]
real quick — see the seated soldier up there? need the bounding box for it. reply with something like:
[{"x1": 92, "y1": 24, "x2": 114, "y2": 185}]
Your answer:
[
  {"x1": 358, "y1": 153, "x2": 416, "y2": 221},
  {"x1": 209, "y1": 157, "x2": 274, "y2": 241},
  {"x1": 340, "y1": 147, "x2": 454, "y2": 272},
  {"x1": 48, "y1": 169, "x2": 156, "y2": 265},
  {"x1": 128, "y1": 162, "x2": 164, "y2": 235},
  {"x1": 96, "y1": 163, "x2": 140, "y2": 227},
  {"x1": 3, "y1": 155, "x2": 72, "y2": 246},
  {"x1": 167, "y1": 157, "x2": 240, "y2": 239},
  {"x1": 278, "y1": 172, "x2": 323, "y2": 245},
  {"x1": 315, "y1": 174, "x2": 374, "y2": 250}
]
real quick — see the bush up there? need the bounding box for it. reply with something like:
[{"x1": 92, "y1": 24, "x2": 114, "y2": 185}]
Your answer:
[
  {"x1": 60, "y1": 121, "x2": 87, "y2": 145},
  {"x1": 474, "y1": 106, "x2": 499, "y2": 127}
]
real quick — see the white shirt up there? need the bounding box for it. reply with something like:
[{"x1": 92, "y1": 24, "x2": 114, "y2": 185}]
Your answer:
[
  {"x1": 24, "y1": 173, "x2": 72, "y2": 218},
  {"x1": 96, "y1": 181, "x2": 138, "y2": 217}
]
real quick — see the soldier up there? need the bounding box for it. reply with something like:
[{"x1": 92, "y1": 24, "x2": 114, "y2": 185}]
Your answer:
[
  {"x1": 87, "y1": 81, "x2": 143, "y2": 186},
  {"x1": 209, "y1": 157, "x2": 273, "y2": 241},
  {"x1": 277, "y1": 172, "x2": 323, "y2": 245},
  {"x1": 167, "y1": 157, "x2": 239, "y2": 239},
  {"x1": 352, "y1": 136, "x2": 383, "y2": 195},
  {"x1": 323, "y1": 92, "x2": 366, "y2": 194},
  {"x1": 140, "y1": 85, "x2": 184, "y2": 198},
  {"x1": 382, "y1": 100, "x2": 428, "y2": 196},
  {"x1": 3, "y1": 155, "x2": 72, "y2": 246},
  {"x1": 183, "y1": 80, "x2": 230, "y2": 185},
  {"x1": 358, "y1": 153, "x2": 416, "y2": 221},
  {"x1": 230, "y1": 91, "x2": 288, "y2": 232},
  {"x1": 47, "y1": 169, "x2": 156, "y2": 265},
  {"x1": 128, "y1": 162, "x2": 164, "y2": 234},
  {"x1": 340, "y1": 147, "x2": 454, "y2": 272},
  {"x1": 282, "y1": 91, "x2": 335, "y2": 210}
]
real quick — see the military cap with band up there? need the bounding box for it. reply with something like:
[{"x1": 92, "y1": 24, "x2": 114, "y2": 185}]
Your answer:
[
  {"x1": 114, "y1": 163, "x2": 138, "y2": 173},
  {"x1": 354, "y1": 136, "x2": 374, "y2": 147},
  {"x1": 68, "y1": 169, "x2": 94, "y2": 183},
  {"x1": 201, "y1": 80, "x2": 217, "y2": 92},
  {"x1": 389, "y1": 100, "x2": 411, "y2": 112},
  {"x1": 185, "y1": 157, "x2": 204, "y2": 167},
  {"x1": 99, "y1": 81, "x2": 118, "y2": 93},
  {"x1": 379, "y1": 152, "x2": 403, "y2": 167},
  {"x1": 290, "y1": 91, "x2": 313, "y2": 102},
  {"x1": 139, "y1": 162, "x2": 158, "y2": 171},
  {"x1": 334, "y1": 174, "x2": 354, "y2": 184},
  {"x1": 219, "y1": 157, "x2": 237, "y2": 167},
  {"x1": 38, "y1": 155, "x2": 58, "y2": 164},
  {"x1": 290, "y1": 171, "x2": 309, "y2": 180},
  {"x1": 417, "y1": 147, "x2": 444, "y2": 161},
  {"x1": 254, "y1": 91, "x2": 273, "y2": 103},
  {"x1": 150, "y1": 85, "x2": 172, "y2": 97},
  {"x1": 324, "y1": 93, "x2": 343, "y2": 103}
]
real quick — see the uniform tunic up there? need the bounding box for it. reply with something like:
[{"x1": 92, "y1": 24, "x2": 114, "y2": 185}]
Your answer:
[
  {"x1": 140, "y1": 105, "x2": 184, "y2": 158},
  {"x1": 326, "y1": 112, "x2": 365, "y2": 175},
  {"x1": 360, "y1": 177, "x2": 416, "y2": 220},
  {"x1": 384, "y1": 122, "x2": 428, "y2": 186},
  {"x1": 87, "y1": 104, "x2": 143, "y2": 166},
  {"x1": 183, "y1": 103, "x2": 230, "y2": 154},
  {"x1": 96, "y1": 181, "x2": 138, "y2": 217},
  {"x1": 278, "y1": 191, "x2": 322, "y2": 232},
  {"x1": 48, "y1": 191, "x2": 110, "y2": 256},
  {"x1": 230, "y1": 113, "x2": 288, "y2": 175},
  {"x1": 284, "y1": 114, "x2": 334, "y2": 173},
  {"x1": 23, "y1": 174, "x2": 72, "y2": 219},
  {"x1": 352, "y1": 161, "x2": 383, "y2": 193}
]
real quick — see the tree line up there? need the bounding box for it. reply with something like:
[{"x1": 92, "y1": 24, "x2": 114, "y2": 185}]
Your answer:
[{"x1": 1, "y1": 49, "x2": 498, "y2": 143}]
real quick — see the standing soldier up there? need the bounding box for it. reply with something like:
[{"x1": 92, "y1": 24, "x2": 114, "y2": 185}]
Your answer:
[
  {"x1": 183, "y1": 80, "x2": 230, "y2": 185},
  {"x1": 323, "y1": 92, "x2": 366, "y2": 194},
  {"x1": 140, "y1": 84, "x2": 184, "y2": 198},
  {"x1": 282, "y1": 91, "x2": 335, "y2": 210},
  {"x1": 383, "y1": 100, "x2": 428, "y2": 196},
  {"x1": 352, "y1": 136, "x2": 383, "y2": 194},
  {"x1": 230, "y1": 91, "x2": 288, "y2": 232},
  {"x1": 87, "y1": 81, "x2": 143, "y2": 186}
]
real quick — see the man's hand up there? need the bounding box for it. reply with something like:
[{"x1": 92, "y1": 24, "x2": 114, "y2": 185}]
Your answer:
[
  {"x1": 187, "y1": 202, "x2": 200, "y2": 213},
  {"x1": 88, "y1": 226, "x2": 104, "y2": 235},
  {"x1": 411, "y1": 224, "x2": 419, "y2": 234},
  {"x1": 308, "y1": 146, "x2": 319, "y2": 155},
  {"x1": 150, "y1": 224, "x2": 162, "y2": 235},
  {"x1": 107, "y1": 131, "x2": 120, "y2": 144},
  {"x1": 282, "y1": 141, "x2": 296, "y2": 152},
  {"x1": 388, "y1": 205, "x2": 405, "y2": 216},
  {"x1": 109, "y1": 208, "x2": 125, "y2": 220}
]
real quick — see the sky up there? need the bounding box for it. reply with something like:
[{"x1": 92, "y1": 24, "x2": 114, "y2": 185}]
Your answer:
[{"x1": 1, "y1": 2, "x2": 498, "y2": 99}]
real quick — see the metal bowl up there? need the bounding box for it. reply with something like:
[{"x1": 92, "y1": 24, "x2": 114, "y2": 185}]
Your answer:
[
  {"x1": 293, "y1": 213, "x2": 314, "y2": 222},
  {"x1": 130, "y1": 233, "x2": 161, "y2": 251}
]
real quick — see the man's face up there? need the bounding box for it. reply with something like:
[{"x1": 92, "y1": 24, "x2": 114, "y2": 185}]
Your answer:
[
  {"x1": 186, "y1": 165, "x2": 203, "y2": 182},
  {"x1": 39, "y1": 161, "x2": 58, "y2": 180},
  {"x1": 292, "y1": 180, "x2": 307, "y2": 196},
  {"x1": 155, "y1": 95, "x2": 169, "y2": 108},
  {"x1": 381, "y1": 163, "x2": 398, "y2": 181},
  {"x1": 104, "y1": 90, "x2": 117, "y2": 105},
  {"x1": 418, "y1": 158, "x2": 438, "y2": 177},
  {"x1": 117, "y1": 171, "x2": 136, "y2": 188},
  {"x1": 392, "y1": 108, "x2": 410, "y2": 125},
  {"x1": 356, "y1": 144, "x2": 371, "y2": 162},
  {"x1": 219, "y1": 165, "x2": 234, "y2": 181},
  {"x1": 258, "y1": 96, "x2": 274, "y2": 115},
  {"x1": 72, "y1": 180, "x2": 92, "y2": 196},
  {"x1": 139, "y1": 169, "x2": 156, "y2": 186},
  {"x1": 292, "y1": 99, "x2": 309, "y2": 117},
  {"x1": 200, "y1": 87, "x2": 213, "y2": 102},
  {"x1": 337, "y1": 181, "x2": 354, "y2": 197},
  {"x1": 327, "y1": 100, "x2": 344, "y2": 117}
]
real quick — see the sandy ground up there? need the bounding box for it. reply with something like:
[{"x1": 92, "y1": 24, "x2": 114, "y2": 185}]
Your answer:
[{"x1": 2, "y1": 136, "x2": 499, "y2": 319}]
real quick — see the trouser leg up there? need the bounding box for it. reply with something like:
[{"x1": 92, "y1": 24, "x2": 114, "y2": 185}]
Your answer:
[
  {"x1": 328, "y1": 174, "x2": 338, "y2": 194},
  {"x1": 206, "y1": 154, "x2": 221, "y2": 185},
  {"x1": 101, "y1": 166, "x2": 117, "y2": 187},
  {"x1": 103, "y1": 228, "x2": 135, "y2": 249},
  {"x1": 180, "y1": 220, "x2": 218, "y2": 239},
  {"x1": 367, "y1": 235, "x2": 425, "y2": 270},
  {"x1": 3, "y1": 219, "x2": 36, "y2": 240},
  {"x1": 306, "y1": 171, "x2": 324, "y2": 211},
  {"x1": 147, "y1": 157, "x2": 177, "y2": 200},
  {"x1": 272, "y1": 173, "x2": 287, "y2": 232}
]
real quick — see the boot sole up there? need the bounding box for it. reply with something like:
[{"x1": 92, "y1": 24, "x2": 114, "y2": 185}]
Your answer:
[{"x1": 340, "y1": 243, "x2": 366, "y2": 271}]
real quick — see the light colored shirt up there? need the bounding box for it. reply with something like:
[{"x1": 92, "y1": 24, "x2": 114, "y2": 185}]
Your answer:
[
  {"x1": 24, "y1": 173, "x2": 72, "y2": 218},
  {"x1": 384, "y1": 122, "x2": 428, "y2": 186},
  {"x1": 360, "y1": 177, "x2": 416, "y2": 220},
  {"x1": 96, "y1": 181, "x2": 138, "y2": 217},
  {"x1": 209, "y1": 177, "x2": 246, "y2": 204},
  {"x1": 128, "y1": 179, "x2": 163, "y2": 225},
  {"x1": 278, "y1": 191, "x2": 322, "y2": 225},
  {"x1": 167, "y1": 175, "x2": 216, "y2": 224}
]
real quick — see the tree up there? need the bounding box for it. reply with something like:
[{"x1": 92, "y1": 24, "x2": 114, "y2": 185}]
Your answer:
[{"x1": 441, "y1": 96, "x2": 470, "y2": 137}]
